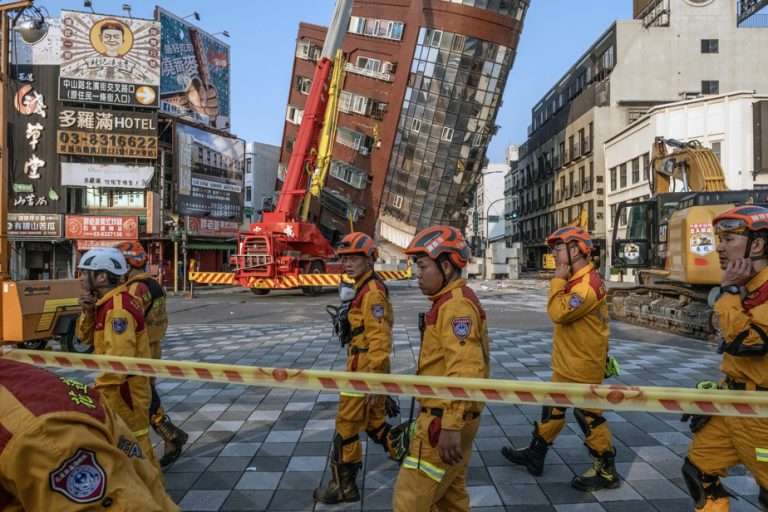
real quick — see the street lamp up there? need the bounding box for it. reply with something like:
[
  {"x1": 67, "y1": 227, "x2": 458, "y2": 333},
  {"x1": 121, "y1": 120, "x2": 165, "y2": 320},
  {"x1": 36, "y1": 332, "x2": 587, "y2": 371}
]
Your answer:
[
  {"x1": 213, "y1": 30, "x2": 229, "y2": 38},
  {"x1": 183, "y1": 12, "x2": 201, "y2": 21}
]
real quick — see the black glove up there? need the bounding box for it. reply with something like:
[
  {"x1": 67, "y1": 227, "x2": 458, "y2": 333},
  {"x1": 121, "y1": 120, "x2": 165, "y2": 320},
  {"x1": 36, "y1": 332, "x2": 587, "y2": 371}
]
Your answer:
[
  {"x1": 680, "y1": 413, "x2": 711, "y2": 433},
  {"x1": 384, "y1": 396, "x2": 401, "y2": 418}
]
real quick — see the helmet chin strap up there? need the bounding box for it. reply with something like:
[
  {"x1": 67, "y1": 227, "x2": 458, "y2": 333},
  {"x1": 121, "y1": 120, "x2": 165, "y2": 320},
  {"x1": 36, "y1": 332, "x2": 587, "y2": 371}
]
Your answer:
[{"x1": 87, "y1": 270, "x2": 98, "y2": 296}]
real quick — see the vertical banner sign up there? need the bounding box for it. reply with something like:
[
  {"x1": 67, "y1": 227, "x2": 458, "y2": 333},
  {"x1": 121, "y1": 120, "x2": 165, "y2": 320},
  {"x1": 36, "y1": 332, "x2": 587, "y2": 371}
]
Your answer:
[
  {"x1": 175, "y1": 123, "x2": 244, "y2": 219},
  {"x1": 157, "y1": 8, "x2": 231, "y2": 130},
  {"x1": 59, "y1": 10, "x2": 160, "y2": 108}
]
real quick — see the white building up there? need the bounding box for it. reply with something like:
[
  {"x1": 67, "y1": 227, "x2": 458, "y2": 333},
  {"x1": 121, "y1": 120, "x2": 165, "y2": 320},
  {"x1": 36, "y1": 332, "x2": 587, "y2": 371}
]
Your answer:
[
  {"x1": 604, "y1": 90, "x2": 768, "y2": 257},
  {"x1": 244, "y1": 142, "x2": 280, "y2": 224},
  {"x1": 514, "y1": 0, "x2": 768, "y2": 272}
]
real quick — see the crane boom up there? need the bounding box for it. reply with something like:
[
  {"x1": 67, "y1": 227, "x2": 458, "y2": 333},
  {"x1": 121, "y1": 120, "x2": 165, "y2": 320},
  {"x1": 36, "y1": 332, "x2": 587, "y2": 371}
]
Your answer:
[{"x1": 269, "y1": 0, "x2": 353, "y2": 221}]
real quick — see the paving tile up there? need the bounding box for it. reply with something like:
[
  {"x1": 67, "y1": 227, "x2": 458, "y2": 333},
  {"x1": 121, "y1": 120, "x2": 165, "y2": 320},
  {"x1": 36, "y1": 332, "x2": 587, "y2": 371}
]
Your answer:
[
  {"x1": 177, "y1": 490, "x2": 231, "y2": 511},
  {"x1": 234, "y1": 471, "x2": 282, "y2": 490},
  {"x1": 220, "y1": 490, "x2": 274, "y2": 511}
]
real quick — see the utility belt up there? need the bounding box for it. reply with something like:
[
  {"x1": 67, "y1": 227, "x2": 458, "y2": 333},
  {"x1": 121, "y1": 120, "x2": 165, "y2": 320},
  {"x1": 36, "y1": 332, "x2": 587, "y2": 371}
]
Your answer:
[
  {"x1": 724, "y1": 378, "x2": 768, "y2": 392},
  {"x1": 349, "y1": 347, "x2": 368, "y2": 355},
  {"x1": 420, "y1": 407, "x2": 480, "y2": 420}
]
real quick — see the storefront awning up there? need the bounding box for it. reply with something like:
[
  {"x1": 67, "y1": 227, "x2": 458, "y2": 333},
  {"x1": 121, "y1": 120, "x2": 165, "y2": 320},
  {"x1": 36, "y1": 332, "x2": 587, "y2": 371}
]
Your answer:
[{"x1": 186, "y1": 242, "x2": 236, "y2": 250}]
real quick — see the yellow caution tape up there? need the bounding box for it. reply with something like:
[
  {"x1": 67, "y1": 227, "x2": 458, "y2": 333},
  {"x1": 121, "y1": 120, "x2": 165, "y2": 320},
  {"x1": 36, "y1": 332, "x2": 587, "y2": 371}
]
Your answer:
[{"x1": 3, "y1": 348, "x2": 768, "y2": 418}]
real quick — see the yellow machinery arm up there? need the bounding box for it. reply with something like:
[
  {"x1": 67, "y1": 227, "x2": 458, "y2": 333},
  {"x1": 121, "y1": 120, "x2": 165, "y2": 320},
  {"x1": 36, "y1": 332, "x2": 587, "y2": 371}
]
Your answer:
[
  {"x1": 301, "y1": 49, "x2": 347, "y2": 221},
  {"x1": 651, "y1": 137, "x2": 728, "y2": 194}
]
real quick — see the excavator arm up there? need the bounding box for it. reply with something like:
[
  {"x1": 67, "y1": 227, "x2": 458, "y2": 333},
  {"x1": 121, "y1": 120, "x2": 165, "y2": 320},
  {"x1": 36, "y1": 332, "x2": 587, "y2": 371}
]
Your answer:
[{"x1": 650, "y1": 137, "x2": 728, "y2": 195}]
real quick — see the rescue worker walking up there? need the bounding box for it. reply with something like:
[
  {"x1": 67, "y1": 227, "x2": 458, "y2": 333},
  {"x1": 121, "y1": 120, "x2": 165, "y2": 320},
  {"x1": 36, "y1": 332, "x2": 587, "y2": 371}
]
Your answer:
[
  {"x1": 392, "y1": 226, "x2": 490, "y2": 512},
  {"x1": 501, "y1": 226, "x2": 620, "y2": 491},
  {"x1": 114, "y1": 241, "x2": 188, "y2": 467},
  {"x1": 75, "y1": 247, "x2": 159, "y2": 470},
  {"x1": 682, "y1": 205, "x2": 768, "y2": 511},
  {"x1": 314, "y1": 232, "x2": 400, "y2": 504},
  {"x1": 0, "y1": 359, "x2": 179, "y2": 511}
]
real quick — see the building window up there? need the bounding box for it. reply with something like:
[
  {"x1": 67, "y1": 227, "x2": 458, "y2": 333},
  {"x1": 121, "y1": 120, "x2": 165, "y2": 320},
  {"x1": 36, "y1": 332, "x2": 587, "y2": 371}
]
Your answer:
[
  {"x1": 330, "y1": 160, "x2": 368, "y2": 189},
  {"x1": 701, "y1": 39, "x2": 719, "y2": 54},
  {"x1": 392, "y1": 194, "x2": 403, "y2": 209},
  {"x1": 339, "y1": 91, "x2": 371, "y2": 115},
  {"x1": 643, "y1": 152, "x2": 650, "y2": 181},
  {"x1": 702, "y1": 80, "x2": 719, "y2": 94},
  {"x1": 348, "y1": 16, "x2": 404, "y2": 41},
  {"x1": 619, "y1": 163, "x2": 627, "y2": 188},
  {"x1": 285, "y1": 105, "x2": 303, "y2": 125},
  {"x1": 296, "y1": 40, "x2": 319, "y2": 61},
  {"x1": 85, "y1": 188, "x2": 145, "y2": 208},
  {"x1": 632, "y1": 157, "x2": 640, "y2": 184},
  {"x1": 610, "y1": 204, "x2": 616, "y2": 225},
  {"x1": 277, "y1": 163, "x2": 287, "y2": 181},
  {"x1": 441, "y1": 127, "x2": 454, "y2": 141},
  {"x1": 411, "y1": 118, "x2": 422, "y2": 132},
  {"x1": 245, "y1": 186, "x2": 252, "y2": 203},
  {"x1": 356, "y1": 56, "x2": 382, "y2": 72},
  {"x1": 711, "y1": 141, "x2": 722, "y2": 162},
  {"x1": 296, "y1": 76, "x2": 312, "y2": 95},
  {"x1": 336, "y1": 127, "x2": 367, "y2": 151},
  {"x1": 610, "y1": 167, "x2": 617, "y2": 191}
]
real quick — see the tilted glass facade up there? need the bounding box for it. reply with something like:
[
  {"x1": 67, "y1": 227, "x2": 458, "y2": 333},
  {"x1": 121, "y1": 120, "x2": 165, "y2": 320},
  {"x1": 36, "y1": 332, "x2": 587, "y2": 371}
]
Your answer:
[{"x1": 381, "y1": 27, "x2": 514, "y2": 231}]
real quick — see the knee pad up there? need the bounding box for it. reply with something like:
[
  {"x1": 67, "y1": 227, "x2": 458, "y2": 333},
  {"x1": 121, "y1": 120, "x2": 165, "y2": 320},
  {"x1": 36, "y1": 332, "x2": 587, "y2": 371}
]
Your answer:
[
  {"x1": 541, "y1": 406, "x2": 566, "y2": 424},
  {"x1": 331, "y1": 432, "x2": 359, "y2": 462},
  {"x1": 681, "y1": 457, "x2": 733, "y2": 509},
  {"x1": 574, "y1": 409, "x2": 606, "y2": 438}
]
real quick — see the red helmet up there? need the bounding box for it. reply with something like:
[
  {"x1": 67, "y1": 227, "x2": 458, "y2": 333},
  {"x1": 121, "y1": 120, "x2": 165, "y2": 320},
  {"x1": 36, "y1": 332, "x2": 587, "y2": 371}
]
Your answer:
[
  {"x1": 337, "y1": 232, "x2": 378, "y2": 259},
  {"x1": 546, "y1": 226, "x2": 594, "y2": 256},
  {"x1": 113, "y1": 240, "x2": 148, "y2": 269},
  {"x1": 404, "y1": 225, "x2": 470, "y2": 269},
  {"x1": 712, "y1": 205, "x2": 768, "y2": 235}
]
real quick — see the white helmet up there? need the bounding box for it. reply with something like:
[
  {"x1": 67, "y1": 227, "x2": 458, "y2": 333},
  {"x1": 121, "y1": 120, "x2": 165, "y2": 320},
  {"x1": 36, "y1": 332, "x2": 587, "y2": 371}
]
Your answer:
[{"x1": 78, "y1": 248, "x2": 129, "y2": 276}]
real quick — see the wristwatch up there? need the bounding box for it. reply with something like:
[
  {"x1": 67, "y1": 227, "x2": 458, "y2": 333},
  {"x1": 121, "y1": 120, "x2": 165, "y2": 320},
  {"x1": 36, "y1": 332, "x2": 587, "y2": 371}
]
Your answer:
[{"x1": 720, "y1": 285, "x2": 741, "y2": 295}]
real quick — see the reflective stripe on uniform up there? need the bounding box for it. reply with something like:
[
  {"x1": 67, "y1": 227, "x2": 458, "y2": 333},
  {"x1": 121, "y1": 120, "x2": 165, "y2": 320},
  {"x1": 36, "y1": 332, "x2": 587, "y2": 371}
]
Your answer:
[
  {"x1": 133, "y1": 428, "x2": 149, "y2": 437},
  {"x1": 402, "y1": 456, "x2": 445, "y2": 483},
  {"x1": 340, "y1": 392, "x2": 365, "y2": 398},
  {"x1": 756, "y1": 447, "x2": 768, "y2": 462}
]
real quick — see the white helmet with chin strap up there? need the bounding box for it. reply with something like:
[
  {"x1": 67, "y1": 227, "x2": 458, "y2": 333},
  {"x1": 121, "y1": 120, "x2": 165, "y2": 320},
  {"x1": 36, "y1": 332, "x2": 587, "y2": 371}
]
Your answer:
[{"x1": 78, "y1": 247, "x2": 129, "y2": 276}]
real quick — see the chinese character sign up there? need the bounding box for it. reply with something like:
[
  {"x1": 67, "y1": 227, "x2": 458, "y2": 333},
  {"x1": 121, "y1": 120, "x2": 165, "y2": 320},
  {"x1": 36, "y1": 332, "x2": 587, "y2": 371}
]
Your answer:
[
  {"x1": 65, "y1": 216, "x2": 139, "y2": 239},
  {"x1": 157, "y1": 8, "x2": 230, "y2": 130},
  {"x1": 175, "y1": 123, "x2": 244, "y2": 219},
  {"x1": 11, "y1": 64, "x2": 63, "y2": 214},
  {"x1": 7, "y1": 214, "x2": 63, "y2": 238},
  {"x1": 59, "y1": 11, "x2": 160, "y2": 107},
  {"x1": 56, "y1": 107, "x2": 158, "y2": 159}
]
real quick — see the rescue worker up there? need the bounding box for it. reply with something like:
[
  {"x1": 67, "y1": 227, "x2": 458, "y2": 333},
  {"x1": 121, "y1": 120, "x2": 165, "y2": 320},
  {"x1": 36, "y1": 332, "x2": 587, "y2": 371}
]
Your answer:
[
  {"x1": 76, "y1": 247, "x2": 159, "y2": 470},
  {"x1": 392, "y1": 226, "x2": 490, "y2": 512},
  {"x1": 114, "y1": 241, "x2": 188, "y2": 468},
  {"x1": 501, "y1": 226, "x2": 620, "y2": 491},
  {"x1": 683, "y1": 205, "x2": 768, "y2": 511},
  {"x1": 0, "y1": 359, "x2": 179, "y2": 511},
  {"x1": 314, "y1": 232, "x2": 400, "y2": 504}
]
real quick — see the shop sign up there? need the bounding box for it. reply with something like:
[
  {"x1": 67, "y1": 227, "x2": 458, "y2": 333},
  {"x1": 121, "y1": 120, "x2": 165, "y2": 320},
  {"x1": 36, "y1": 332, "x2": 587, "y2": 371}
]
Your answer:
[
  {"x1": 61, "y1": 163, "x2": 154, "y2": 189},
  {"x1": 65, "y1": 215, "x2": 139, "y2": 239},
  {"x1": 186, "y1": 216, "x2": 240, "y2": 238},
  {"x1": 175, "y1": 123, "x2": 244, "y2": 219},
  {"x1": 56, "y1": 107, "x2": 158, "y2": 158},
  {"x1": 8, "y1": 213, "x2": 62, "y2": 238},
  {"x1": 59, "y1": 10, "x2": 160, "y2": 108},
  {"x1": 76, "y1": 239, "x2": 136, "y2": 250}
]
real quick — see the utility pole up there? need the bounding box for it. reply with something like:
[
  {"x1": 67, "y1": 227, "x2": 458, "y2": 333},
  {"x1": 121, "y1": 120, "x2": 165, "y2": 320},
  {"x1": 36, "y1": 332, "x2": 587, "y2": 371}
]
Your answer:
[{"x1": 0, "y1": 1, "x2": 34, "y2": 341}]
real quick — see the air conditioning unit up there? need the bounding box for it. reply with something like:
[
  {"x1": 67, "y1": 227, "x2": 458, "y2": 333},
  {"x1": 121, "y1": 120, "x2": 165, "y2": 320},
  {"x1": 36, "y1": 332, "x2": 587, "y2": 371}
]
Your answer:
[
  {"x1": 376, "y1": 102, "x2": 388, "y2": 112},
  {"x1": 359, "y1": 146, "x2": 371, "y2": 156}
]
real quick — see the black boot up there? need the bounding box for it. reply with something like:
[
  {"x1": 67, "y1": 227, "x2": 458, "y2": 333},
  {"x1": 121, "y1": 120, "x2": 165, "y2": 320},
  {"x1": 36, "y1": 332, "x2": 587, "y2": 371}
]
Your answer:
[
  {"x1": 313, "y1": 461, "x2": 361, "y2": 504},
  {"x1": 152, "y1": 416, "x2": 189, "y2": 467},
  {"x1": 571, "y1": 448, "x2": 621, "y2": 491},
  {"x1": 501, "y1": 425, "x2": 549, "y2": 476}
]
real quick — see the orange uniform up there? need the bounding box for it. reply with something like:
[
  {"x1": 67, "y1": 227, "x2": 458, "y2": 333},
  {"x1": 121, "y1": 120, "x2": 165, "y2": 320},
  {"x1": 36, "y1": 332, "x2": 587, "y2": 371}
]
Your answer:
[
  {"x1": 539, "y1": 262, "x2": 613, "y2": 454},
  {"x1": 686, "y1": 266, "x2": 768, "y2": 510},
  {"x1": 336, "y1": 270, "x2": 394, "y2": 464},
  {"x1": 125, "y1": 272, "x2": 168, "y2": 360},
  {"x1": 0, "y1": 359, "x2": 178, "y2": 511},
  {"x1": 90, "y1": 285, "x2": 158, "y2": 470},
  {"x1": 393, "y1": 278, "x2": 489, "y2": 512}
]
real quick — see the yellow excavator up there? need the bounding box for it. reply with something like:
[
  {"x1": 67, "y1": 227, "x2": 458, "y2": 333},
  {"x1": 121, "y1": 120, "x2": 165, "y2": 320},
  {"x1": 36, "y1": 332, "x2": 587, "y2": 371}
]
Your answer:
[{"x1": 609, "y1": 137, "x2": 768, "y2": 339}]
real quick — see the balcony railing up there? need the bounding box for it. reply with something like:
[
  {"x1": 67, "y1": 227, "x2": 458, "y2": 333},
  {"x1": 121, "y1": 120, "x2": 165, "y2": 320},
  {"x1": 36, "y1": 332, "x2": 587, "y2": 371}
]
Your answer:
[{"x1": 344, "y1": 63, "x2": 393, "y2": 82}]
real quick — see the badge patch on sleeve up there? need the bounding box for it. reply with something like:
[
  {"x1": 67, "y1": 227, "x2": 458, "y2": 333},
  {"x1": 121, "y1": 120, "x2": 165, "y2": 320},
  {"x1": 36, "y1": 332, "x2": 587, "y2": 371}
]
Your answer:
[
  {"x1": 569, "y1": 294, "x2": 584, "y2": 309},
  {"x1": 451, "y1": 317, "x2": 472, "y2": 339},
  {"x1": 111, "y1": 317, "x2": 127, "y2": 334},
  {"x1": 371, "y1": 304, "x2": 385, "y2": 320},
  {"x1": 50, "y1": 449, "x2": 106, "y2": 504}
]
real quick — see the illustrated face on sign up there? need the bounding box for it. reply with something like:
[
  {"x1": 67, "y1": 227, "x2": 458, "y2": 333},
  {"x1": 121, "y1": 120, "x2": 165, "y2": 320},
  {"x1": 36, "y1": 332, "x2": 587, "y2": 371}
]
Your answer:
[{"x1": 91, "y1": 20, "x2": 133, "y2": 58}]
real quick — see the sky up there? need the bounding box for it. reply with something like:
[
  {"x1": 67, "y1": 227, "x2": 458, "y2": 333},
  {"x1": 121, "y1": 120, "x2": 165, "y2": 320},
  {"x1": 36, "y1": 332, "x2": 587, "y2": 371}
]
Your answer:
[{"x1": 40, "y1": 0, "x2": 632, "y2": 162}]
